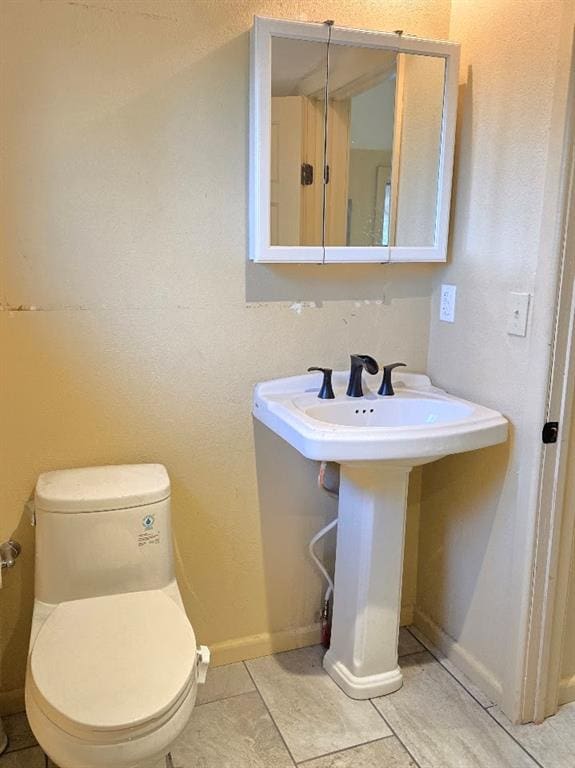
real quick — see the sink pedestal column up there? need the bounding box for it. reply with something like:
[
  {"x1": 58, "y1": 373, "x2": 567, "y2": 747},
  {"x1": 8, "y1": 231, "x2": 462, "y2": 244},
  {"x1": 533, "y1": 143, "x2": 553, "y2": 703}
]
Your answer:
[{"x1": 323, "y1": 462, "x2": 411, "y2": 699}]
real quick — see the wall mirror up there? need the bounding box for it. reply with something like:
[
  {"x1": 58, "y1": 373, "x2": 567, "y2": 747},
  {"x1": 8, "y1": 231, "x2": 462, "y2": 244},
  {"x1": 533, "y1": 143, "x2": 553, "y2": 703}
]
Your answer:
[{"x1": 250, "y1": 17, "x2": 460, "y2": 263}]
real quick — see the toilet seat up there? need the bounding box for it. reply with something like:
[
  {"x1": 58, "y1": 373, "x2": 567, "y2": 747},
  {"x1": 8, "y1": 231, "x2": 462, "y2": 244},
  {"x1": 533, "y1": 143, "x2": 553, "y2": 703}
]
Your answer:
[{"x1": 29, "y1": 590, "x2": 197, "y2": 742}]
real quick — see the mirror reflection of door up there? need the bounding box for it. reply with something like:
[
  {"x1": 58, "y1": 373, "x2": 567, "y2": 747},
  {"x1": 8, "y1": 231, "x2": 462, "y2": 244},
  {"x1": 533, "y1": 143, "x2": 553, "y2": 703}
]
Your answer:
[
  {"x1": 324, "y1": 45, "x2": 446, "y2": 249},
  {"x1": 269, "y1": 34, "x2": 447, "y2": 252},
  {"x1": 325, "y1": 45, "x2": 398, "y2": 247},
  {"x1": 347, "y1": 79, "x2": 396, "y2": 246},
  {"x1": 270, "y1": 37, "x2": 326, "y2": 246}
]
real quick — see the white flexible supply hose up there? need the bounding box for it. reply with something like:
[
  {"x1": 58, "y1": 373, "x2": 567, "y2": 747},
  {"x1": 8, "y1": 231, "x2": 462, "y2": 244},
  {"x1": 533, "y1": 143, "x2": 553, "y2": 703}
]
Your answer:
[{"x1": 308, "y1": 517, "x2": 338, "y2": 602}]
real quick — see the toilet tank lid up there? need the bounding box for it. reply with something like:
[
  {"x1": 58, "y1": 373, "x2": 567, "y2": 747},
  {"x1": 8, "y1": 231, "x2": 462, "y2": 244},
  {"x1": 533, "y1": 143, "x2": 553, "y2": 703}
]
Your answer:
[{"x1": 35, "y1": 464, "x2": 170, "y2": 513}]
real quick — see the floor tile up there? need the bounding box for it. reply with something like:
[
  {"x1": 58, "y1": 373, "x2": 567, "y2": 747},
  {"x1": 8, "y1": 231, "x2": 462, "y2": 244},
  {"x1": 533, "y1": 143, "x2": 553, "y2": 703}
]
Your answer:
[
  {"x1": 1, "y1": 713, "x2": 38, "y2": 754},
  {"x1": 169, "y1": 690, "x2": 293, "y2": 767},
  {"x1": 196, "y1": 661, "x2": 254, "y2": 706},
  {"x1": 408, "y1": 625, "x2": 493, "y2": 707},
  {"x1": 246, "y1": 646, "x2": 390, "y2": 763},
  {"x1": 490, "y1": 700, "x2": 575, "y2": 768},
  {"x1": 373, "y1": 652, "x2": 538, "y2": 768},
  {"x1": 398, "y1": 627, "x2": 424, "y2": 657},
  {"x1": 298, "y1": 736, "x2": 416, "y2": 767},
  {"x1": 50, "y1": 758, "x2": 166, "y2": 768},
  {"x1": 0, "y1": 746, "x2": 45, "y2": 767}
]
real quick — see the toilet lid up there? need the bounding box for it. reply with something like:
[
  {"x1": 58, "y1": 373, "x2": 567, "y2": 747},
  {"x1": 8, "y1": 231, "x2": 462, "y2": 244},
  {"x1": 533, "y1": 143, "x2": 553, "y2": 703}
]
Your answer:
[{"x1": 30, "y1": 590, "x2": 197, "y2": 733}]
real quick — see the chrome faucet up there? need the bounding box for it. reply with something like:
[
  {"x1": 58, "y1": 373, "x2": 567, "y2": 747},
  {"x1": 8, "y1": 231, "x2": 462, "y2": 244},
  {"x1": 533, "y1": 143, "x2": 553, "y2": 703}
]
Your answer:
[{"x1": 346, "y1": 354, "x2": 379, "y2": 397}]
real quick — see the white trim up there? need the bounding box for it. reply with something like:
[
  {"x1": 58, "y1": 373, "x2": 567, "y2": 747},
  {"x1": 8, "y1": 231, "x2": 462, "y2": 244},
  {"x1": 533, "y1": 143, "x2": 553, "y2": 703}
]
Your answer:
[
  {"x1": 249, "y1": 16, "x2": 460, "y2": 264},
  {"x1": 558, "y1": 673, "x2": 575, "y2": 706},
  {"x1": 324, "y1": 245, "x2": 389, "y2": 263},
  {"x1": 390, "y1": 246, "x2": 447, "y2": 263},
  {"x1": 413, "y1": 607, "x2": 503, "y2": 705},
  {"x1": 252, "y1": 246, "x2": 324, "y2": 264},
  {"x1": 197, "y1": 605, "x2": 415, "y2": 669},
  {"x1": 505, "y1": 16, "x2": 575, "y2": 724},
  {"x1": 433, "y1": 38, "x2": 459, "y2": 262},
  {"x1": 210, "y1": 623, "x2": 322, "y2": 667},
  {"x1": 249, "y1": 18, "x2": 328, "y2": 263},
  {"x1": 529, "y1": 122, "x2": 575, "y2": 722}
]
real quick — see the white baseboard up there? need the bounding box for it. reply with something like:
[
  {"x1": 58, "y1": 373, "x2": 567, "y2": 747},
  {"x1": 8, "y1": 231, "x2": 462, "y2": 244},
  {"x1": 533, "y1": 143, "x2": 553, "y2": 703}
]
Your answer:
[
  {"x1": 558, "y1": 673, "x2": 575, "y2": 705},
  {"x1": 400, "y1": 604, "x2": 414, "y2": 626},
  {"x1": 211, "y1": 603, "x2": 414, "y2": 668},
  {"x1": 210, "y1": 623, "x2": 323, "y2": 667},
  {"x1": 413, "y1": 607, "x2": 502, "y2": 706},
  {"x1": 0, "y1": 688, "x2": 25, "y2": 717}
]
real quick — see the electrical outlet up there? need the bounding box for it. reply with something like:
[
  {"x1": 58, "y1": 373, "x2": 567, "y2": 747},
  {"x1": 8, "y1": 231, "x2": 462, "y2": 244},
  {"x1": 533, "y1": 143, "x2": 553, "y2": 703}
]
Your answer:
[
  {"x1": 440, "y1": 284, "x2": 456, "y2": 323},
  {"x1": 507, "y1": 292, "x2": 531, "y2": 337}
]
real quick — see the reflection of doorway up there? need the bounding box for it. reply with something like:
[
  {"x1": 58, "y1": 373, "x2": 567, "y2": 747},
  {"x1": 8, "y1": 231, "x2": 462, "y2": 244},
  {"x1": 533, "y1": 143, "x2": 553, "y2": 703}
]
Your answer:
[
  {"x1": 270, "y1": 96, "x2": 324, "y2": 246},
  {"x1": 345, "y1": 74, "x2": 396, "y2": 247},
  {"x1": 325, "y1": 63, "x2": 402, "y2": 247},
  {"x1": 270, "y1": 96, "x2": 302, "y2": 246}
]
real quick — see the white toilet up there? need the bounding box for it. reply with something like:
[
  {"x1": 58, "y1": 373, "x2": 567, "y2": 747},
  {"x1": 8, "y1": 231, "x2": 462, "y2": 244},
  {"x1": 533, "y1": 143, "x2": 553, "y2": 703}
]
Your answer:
[{"x1": 25, "y1": 464, "x2": 209, "y2": 768}]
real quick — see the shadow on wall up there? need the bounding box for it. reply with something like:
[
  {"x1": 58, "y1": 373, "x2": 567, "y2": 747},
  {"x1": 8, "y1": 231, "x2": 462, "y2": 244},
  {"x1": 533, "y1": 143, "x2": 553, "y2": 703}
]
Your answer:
[
  {"x1": 417, "y1": 436, "x2": 512, "y2": 639},
  {"x1": 245, "y1": 260, "x2": 435, "y2": 304},
  {"x1": 252, "y1": 420, "x2": 338, "y2": 653},
  {"x1": 445, "y1": 67, "x2": 473, "y2": 263}
]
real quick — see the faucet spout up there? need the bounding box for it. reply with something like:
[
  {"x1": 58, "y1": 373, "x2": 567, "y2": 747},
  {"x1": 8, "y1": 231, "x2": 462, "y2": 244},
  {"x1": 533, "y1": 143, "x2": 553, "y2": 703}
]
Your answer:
[
  {"x1": 378, "y1": 362, "x2": 407, "y2": 396},
  {"x1": 346, "y1": 355, "x2": 379, "y2": 398}
]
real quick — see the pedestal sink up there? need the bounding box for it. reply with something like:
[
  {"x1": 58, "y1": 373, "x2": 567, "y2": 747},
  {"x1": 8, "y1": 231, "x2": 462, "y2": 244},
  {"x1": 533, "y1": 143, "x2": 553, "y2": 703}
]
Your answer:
[{"x1": 253, "y1": 370, "x2": 508, "y2": 699}]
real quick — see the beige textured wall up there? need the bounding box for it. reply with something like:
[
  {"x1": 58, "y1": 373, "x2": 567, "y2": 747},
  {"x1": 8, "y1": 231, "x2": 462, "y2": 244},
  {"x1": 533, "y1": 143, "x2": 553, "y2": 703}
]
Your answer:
[
  {"x1": 417, "y1": 0, "x2": 574, "y2": 704},
  {"x1": 0, "y1": 0, "x2": 451, "y2": 710}
]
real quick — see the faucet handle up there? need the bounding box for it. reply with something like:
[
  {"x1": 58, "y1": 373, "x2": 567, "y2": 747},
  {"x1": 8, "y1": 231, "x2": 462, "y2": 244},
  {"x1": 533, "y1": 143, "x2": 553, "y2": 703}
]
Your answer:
[
  {"x1": 378, "y1": 362, "x2": 407, "y2": 396},
  {"x1": 308, "y1": 367, "x2": 335, "y2": 399}
]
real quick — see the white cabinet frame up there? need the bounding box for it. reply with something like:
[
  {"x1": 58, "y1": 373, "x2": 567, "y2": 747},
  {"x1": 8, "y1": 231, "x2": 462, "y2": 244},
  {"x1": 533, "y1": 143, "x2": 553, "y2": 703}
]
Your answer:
[{"x1": 249, "y1": 16, "x2": 460, "y2": 264}]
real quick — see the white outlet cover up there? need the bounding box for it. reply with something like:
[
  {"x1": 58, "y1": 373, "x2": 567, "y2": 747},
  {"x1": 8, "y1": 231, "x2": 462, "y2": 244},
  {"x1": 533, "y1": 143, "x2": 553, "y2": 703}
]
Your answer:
[{"x1": 440, "y1": 284, "x2": 457, "y2": 323}]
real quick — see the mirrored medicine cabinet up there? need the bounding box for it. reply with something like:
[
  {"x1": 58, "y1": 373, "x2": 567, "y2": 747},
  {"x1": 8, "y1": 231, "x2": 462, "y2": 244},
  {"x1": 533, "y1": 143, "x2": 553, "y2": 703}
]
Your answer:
[{"x1": 249, "y1": 17, "x2": 460, "y2": 263}]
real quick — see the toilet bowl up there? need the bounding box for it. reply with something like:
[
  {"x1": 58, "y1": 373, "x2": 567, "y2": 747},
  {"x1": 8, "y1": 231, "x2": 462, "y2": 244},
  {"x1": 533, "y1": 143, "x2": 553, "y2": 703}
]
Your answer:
[{"x1": 25, "y1": 464, "x2": 209, "y2": 768}]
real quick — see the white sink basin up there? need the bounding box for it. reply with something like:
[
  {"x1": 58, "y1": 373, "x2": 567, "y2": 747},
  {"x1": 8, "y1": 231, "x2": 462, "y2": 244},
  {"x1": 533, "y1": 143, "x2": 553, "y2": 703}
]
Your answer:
[
  {"x1": 253, "y1": 370, "x2": 507, "y2": 463},
  {"x1": 305, "y1": 396, "x2": 472, "y2": 427},
  {"x1": 253, "y1": 369, "x2": 508, "y2": 701}
]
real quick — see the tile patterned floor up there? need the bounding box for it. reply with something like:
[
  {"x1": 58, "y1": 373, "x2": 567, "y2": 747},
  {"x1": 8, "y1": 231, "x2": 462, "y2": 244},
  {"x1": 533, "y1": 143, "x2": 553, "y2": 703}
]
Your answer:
[{"x1": 2, "y1": 627, "x2": 573, "y2": 768}]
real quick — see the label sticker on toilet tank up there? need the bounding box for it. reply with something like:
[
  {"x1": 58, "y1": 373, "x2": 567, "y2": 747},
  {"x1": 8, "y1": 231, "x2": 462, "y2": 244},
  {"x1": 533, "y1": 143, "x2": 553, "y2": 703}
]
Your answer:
[
  {"x1": 138, "y1": 530, "x2": 160, "y2": 548},
  {"x1": 138, "y1": 514, "x2": 159, "y2": 547}
]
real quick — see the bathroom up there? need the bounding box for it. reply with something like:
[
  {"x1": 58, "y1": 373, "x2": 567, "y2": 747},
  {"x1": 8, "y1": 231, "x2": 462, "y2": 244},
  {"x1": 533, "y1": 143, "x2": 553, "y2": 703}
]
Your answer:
[{"x1": 0, "y1": 0, "x2": 574, "y2": 766}]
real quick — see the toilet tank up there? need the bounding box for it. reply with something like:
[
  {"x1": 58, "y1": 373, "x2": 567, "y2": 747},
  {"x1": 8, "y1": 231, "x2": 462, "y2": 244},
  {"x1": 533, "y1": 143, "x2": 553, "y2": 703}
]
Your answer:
[{"x1": 34, "y1": 464, "x2": 175, "y2": 604}]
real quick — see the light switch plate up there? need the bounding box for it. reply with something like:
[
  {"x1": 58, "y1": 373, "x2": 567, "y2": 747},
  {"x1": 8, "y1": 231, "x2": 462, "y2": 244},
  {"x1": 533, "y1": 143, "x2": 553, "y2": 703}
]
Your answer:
[
  {"x1": 507, "y1": 292, "x2": 531, "y2": 337},
  {"x1": 440, "y1": 284, "x2": 456, "y2": 323}
]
